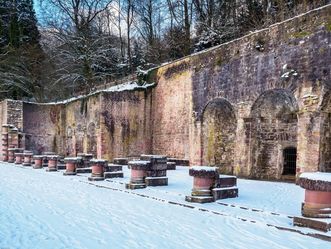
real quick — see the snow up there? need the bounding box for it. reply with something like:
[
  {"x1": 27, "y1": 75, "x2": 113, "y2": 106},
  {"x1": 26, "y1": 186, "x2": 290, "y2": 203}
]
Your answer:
[
  {"x1": 299, "y1": 172, "x2": 331, "y2": 182},
  {"x1": 190, "y1": 166, "x2": 218, "y2": 172},
  {"x1": 128, "y1": 160, "x2": 150, "y2": 165},
  {"x1": 23, "y1": 81, "x2": 155, "y2": 106},
  {"x1": 0, "y1": 163, "x2": 330, "y2": 249}
]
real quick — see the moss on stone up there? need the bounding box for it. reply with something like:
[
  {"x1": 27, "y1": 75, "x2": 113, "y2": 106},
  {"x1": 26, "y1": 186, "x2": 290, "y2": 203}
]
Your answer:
[{"x1": 292, "y1": 31, "x2": 311, "y2": 39}]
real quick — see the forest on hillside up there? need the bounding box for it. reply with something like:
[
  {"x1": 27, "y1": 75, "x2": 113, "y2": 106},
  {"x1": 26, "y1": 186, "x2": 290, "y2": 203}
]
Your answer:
[{"x1": 0, "y1": 0, "x2": 329, "y2": 102}]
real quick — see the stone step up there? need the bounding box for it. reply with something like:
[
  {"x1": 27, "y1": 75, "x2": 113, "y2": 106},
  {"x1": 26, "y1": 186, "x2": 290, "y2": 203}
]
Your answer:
[
  {"x1": 104, "y1": 171, "x2": 124, "y2": 179},
  {"x1": 145, "y1": 176, "x2": 168, "y2": 186},
  {"x1": 125, "y1": 183, "x2": 146, "y2": 190},
  {"x1": 212, "y1": 187, "x2": 239, "y2": 200},
  {"x1": 185, "y1": 195, "x2": 214, "y2": 203},
  {"x1": 293, "y1": 216, "x2": 331, "y2": 232}
]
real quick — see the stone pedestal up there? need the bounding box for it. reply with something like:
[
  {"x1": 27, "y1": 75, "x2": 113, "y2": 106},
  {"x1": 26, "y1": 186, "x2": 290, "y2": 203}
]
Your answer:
[
  {"x1": 63, "y1": 157, "x2": 80, "y2": 175},
  {"x1": 7, "y1": 148, "x2": 17, "y2": 163},
  {"x1": 104, "y1": 163, "x2": 124, "y2": 179},
  {"x1": 46, "y1": 155, "x2": 59, "y2": 172},
  {"x1": 33, "y1": 155, "x2": 44, "y2": 169},
  {"x1": 185, "y1": 166, "x2": 218, "y2": 203},
  {"x1": 1, "y1": 124, "x2": 10, "y2": 161},
  {"x1": 77, "y1": 153, "x2": 93, "y2": 168},
  {"x1": 125, "y1": 160, "x2": 150, "y2": 189},
  {"x1": 141, "y1": 155, "x2": 168, "y2": 186},
  {"x1": 42, "y1": 152, "x2": 56, "y2": 167},
  {"x1": 15, "y1": 152, "x2": 24, "y2": 164},
  {"x1": 22, "y1": 152, "x2": 33, "y2": 166},
  {"x1": 8, "y1": 127, "x2": 19, "y2": 148},
  {"x1": 293, "y1": 172, "x2": 331, "y2": 232},
  {"x1": 88, "y1": 159, "x2": 107, "y2": 181}
]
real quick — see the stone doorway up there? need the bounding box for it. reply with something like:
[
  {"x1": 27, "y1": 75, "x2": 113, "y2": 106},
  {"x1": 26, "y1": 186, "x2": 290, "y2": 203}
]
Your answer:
[{"x1": 282, "y1": 147, "x2": 297, "y2": 175}]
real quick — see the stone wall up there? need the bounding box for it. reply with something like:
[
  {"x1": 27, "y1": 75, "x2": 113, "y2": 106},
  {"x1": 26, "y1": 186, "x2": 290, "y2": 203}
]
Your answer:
[
  {"x1": 1, "y1": 4, "x2": 330, "y2": 180},
  {"x1": 150, "y1": 4, "x2": 331, "y2": 179}
]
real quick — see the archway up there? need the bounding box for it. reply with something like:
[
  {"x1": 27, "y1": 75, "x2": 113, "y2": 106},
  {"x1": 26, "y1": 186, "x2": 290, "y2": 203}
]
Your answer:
[
  {"x1": 201, "y1": 98, "x2": 236, "y2": 174},
  {"x1": 249, "y1": 89, "x2": 298, "y2": 179}
]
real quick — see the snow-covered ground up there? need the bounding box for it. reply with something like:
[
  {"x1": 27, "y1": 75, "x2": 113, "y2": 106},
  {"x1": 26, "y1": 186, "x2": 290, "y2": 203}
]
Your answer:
[{"x1": 0, "y1": 163, "x2": 329, "y2": 249}]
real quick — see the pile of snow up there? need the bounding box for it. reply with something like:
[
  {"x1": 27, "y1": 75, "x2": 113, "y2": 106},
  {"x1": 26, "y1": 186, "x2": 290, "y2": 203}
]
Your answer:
[
  {"x1": 299, "y1": 172, "x2": 331, "y2": 181},
  {"x1": 190, "y1": 166, "x2": 218, "y2": 172}
]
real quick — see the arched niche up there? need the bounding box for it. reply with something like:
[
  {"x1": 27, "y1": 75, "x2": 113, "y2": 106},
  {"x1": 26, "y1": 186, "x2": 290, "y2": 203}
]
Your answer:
[
  {"x1": 249, "y1": 89, "x2": 298, "y2": 179},
  {"x1": 201, "y1": 98, "x2": 236, "y2": 174}
]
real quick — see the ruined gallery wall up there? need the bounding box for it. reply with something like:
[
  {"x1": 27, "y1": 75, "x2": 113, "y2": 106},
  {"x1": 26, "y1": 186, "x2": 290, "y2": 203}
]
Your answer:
[
  {"x1": 21, "y1": 88, "x2": 153, "y2": 160},
  {"x1": 151, "y1": 4, "x2": 331, "y2": 178},
  {"x1": 23, "y1": 103, "x2": 65, "y2": 154},
  {"x1": 100, "y1": 90, "x2": 153, "y2": 160}
]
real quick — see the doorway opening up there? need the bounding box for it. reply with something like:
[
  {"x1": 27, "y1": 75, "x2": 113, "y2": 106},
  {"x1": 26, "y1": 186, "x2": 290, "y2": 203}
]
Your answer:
[{"x1": 283, "y1": 147, "x2": 297, "y2": 175}]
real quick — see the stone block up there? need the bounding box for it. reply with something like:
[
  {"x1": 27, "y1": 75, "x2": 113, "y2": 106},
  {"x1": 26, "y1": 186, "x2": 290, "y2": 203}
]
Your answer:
[
  {"x1": 113, "y1": 158, "x2": 129, "y2": 165},
  {"x1": 88, "y1": 176, "x2": 105, "y2": 181},
  {"x1": 150, "y1": 163, "x2": 168, "y2": 170},
  {"x1": 105, "y1": 164, "x2": 122, "y2": 172},
  {"x1": 212, "y1": 187, "x2": 238, "y2": 200},
  {"x1": 215, "y1": 175, "x2": 237, "y2": 188},
  {"x1": 167, "y1": 162, "x2": 176, "y2": 170},
  {"x1": 146, "y1": 170, "x2": 167, "y2": 177},
  {"x1": 167, "y1": 158, "x2": 189, "y2": 166},
  {"x1": 104, "y1": 171, "x2": 124, "y2": 178},
  {"x1": 63, "y1": 172, "x2": 77, "y2": 176},
  {"x1": 145, "y1": 177, "x2": 168, "y2": 186},
  {"x1": 76, "y1": 168, "x2": 92, "y2": 174}
]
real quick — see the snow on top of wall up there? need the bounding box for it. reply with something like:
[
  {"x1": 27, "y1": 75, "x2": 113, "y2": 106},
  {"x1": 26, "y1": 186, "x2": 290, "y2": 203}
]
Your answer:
[
  {"x1": 24, "y1": 81, "x2": 155, "y2": 106},
  {"x1": 190, "y1": 166, "x2": 218, "y2": 172},
  {"x1": 154, "y1": 3, "x2": 331, "y2": 71},
  {"x1": 300, "y1": 172, "x2": 331, "y2": 181}
]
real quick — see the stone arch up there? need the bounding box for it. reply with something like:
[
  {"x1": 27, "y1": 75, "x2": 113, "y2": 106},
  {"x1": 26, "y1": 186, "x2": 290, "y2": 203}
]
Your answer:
[
  {"x1": 249, "y1": 89, "x2": 299, "y2": 179},
  {"x1": 319, "y1": 90, "x2": 331, "y2": 172},
  {"x1": 201, "y1": 98, "x2": 237, "y2": 174}
]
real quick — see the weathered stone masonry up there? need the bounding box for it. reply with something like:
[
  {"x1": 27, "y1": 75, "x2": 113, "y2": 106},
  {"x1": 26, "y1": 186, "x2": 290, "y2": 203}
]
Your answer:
[{"x1": 1, "y1": 5, "x2": 330, "y2": 180}]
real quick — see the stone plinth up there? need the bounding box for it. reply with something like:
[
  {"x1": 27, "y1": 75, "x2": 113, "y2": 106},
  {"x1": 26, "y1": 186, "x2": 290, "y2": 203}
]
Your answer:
[
  {"x1": 88, "y1": 159, "x2": 107, "y2": 181},
  {"x1": 185, "y1": 166, "x2": 218, "y2": 203},
  {"x1": 140, "y1": 155, "x2": 168, "y2": 187},
  {"x1": 1, "y1": 124, "x2": 10, "y2": 161},
  {"x1": 42, "y1": 152, "x2": 56, "y2": 167},
  {"x1": 113, "y1": 158, "x2": 129, "y2": 165},
  {"x1": 104, "y1": 163, "x2": 124, "y2": 179},
  {"x1": 14, "y1": 152, "x2": 24, "y2": 164},
  {"x1": 22, "y1": 152, "x2": 33, "y2": 166},
  {"x1": 46, "y1": 155, "x2": 59, "y2": 172},
  {"x1": 293, "y1": 172, "x2": 331, "y2": 232},
  {"x1": 167, "y1": 158, "x2": 190, "y2": 166},
  {"x1": 63, "y1": 157, "x2": 80, "y2": 176},
  {"x1": 77, "y1": 153, "x2": 93, "y2": 168},
  {"x1": 33, "y1": 155, "x2": 44, "y2": 169},
  {"x1": 7, "y1": 148, "x2": 18, "y2": 163},
  {"x1": 125, "y1": 160, "x2": 150, "y2": 189},
  {"x1": 297, "y1": 173, "x2": 331, "y2": 218}
]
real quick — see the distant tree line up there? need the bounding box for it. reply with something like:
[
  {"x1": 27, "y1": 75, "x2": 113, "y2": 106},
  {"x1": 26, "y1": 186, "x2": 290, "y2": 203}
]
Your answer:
[{"x1": 0, "y1": 0, "x2": 329, "y2": 102}]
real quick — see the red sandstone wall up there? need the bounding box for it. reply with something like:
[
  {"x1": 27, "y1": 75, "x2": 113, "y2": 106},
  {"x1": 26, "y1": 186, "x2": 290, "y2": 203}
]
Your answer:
[
  {"x1": 100, "y1": 90, "x2": 153, "y2": 160},
  {"x1": 23, "y1": 103, "x2": 64, "y2": 154},
  {"x1": 151, "y1": 59, "x2": 192, "y2": 159}
]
